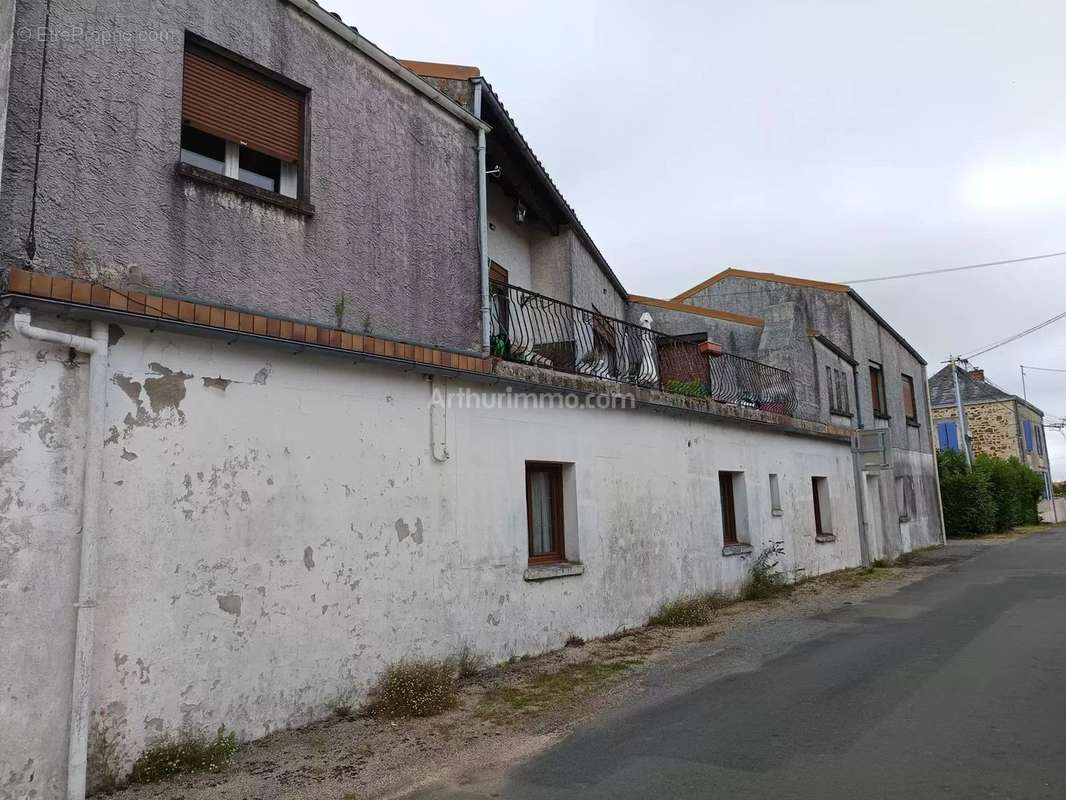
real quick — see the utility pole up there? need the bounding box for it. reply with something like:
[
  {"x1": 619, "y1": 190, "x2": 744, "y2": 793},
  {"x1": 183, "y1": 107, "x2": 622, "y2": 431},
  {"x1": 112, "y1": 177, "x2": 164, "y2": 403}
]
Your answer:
[
  {"x1": 1021, "y1": 365, "x2": 1027, "y2": 400},
  {"x1": 950, "y1": 355, "x2": 972, "y2": 466}
]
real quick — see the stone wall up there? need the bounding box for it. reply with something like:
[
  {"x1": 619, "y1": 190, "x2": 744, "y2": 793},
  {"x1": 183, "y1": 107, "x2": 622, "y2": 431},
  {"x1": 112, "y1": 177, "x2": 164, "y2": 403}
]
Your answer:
[{"x1": 931, "y1": 401, "x2": 1019, "y2": 461}]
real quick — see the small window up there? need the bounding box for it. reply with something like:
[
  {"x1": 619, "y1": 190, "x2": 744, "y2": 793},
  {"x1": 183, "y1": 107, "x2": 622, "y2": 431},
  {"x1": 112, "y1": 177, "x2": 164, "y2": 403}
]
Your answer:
[
  {"x1": 937, "y1": 420, "x2": 959, "y2": 450},
  {"x1": 827, "y1": 367, "x2": 850, "y2": 415},
  {"x1": 769, "y1": 473, "x2": 782, "y2": 516},
  {"x1": 901, "y1": 374, "x2": 917, "y2": 424},
  {"x1": 869, "y1": 364, "x2": 887, "y2": 418},
  {"x1": 896, "y1": 476, "x2": 916, "y2": 523},
  {"x1": 526, "y1": 462, "x2": 565, "y2": 564},
  {"x1": 719, "y1": 472, "x2": 738, "y2": 544},
  {"x1": 812, "y1": 476, "x2": 833, "y2": 537},
  {"x1": 1023, "y1": 419, "x2": 1034, "y2": 452},
  {"x1": 181, "y1": 39, "x2": 306, "y2": 199}
]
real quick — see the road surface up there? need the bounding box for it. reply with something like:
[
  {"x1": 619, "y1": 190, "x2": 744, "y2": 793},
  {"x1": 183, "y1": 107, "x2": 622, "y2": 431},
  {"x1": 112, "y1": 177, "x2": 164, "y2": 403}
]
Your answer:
[{"x1": 411, "y1": 530, "x2": 1066, "y2": 799}]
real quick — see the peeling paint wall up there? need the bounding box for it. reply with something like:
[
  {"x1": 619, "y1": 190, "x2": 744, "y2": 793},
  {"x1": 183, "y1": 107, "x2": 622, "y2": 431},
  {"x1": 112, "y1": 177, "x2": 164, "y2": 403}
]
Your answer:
[
  {"x1": 0, "y1": 316, "x2": 860, "y2": 795},
  {"x1": 0, "y1": 0, "x2": 480, "y2": 352}
]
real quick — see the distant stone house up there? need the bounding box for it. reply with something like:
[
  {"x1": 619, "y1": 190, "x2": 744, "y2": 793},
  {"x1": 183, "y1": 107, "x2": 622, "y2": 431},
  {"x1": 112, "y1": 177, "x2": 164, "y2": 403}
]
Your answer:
[
  {"x1": 928, "y1": 365, "x2": 1053, "y2": 498},
  {"x1": 0, "y1": 4, "x2": 941, "y2": 797}
]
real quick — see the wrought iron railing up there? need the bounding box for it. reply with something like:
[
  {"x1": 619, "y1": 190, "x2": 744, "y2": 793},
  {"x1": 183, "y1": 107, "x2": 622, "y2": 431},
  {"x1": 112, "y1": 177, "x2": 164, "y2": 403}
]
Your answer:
[
  {"x1": 708, "y1": 352, "x2": 796, "y2": 416},
  {"x1": 489, "y1": 282, "x2": 796, "y2": 417}
]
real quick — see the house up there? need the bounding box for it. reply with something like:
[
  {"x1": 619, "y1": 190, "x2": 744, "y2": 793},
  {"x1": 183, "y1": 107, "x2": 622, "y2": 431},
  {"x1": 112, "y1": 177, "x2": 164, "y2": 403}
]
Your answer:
[
  {"x1": 0, "y1": 3, "x2": 940, "y2": 796},
  {"x1": 928, "y1": 365, "x2": 1053, "y2": 499}
]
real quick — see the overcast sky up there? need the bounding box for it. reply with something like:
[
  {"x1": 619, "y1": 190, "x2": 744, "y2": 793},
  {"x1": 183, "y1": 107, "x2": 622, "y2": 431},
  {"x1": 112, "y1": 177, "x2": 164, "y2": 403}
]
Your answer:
[{"x1": 338, "y1": 0, "x2": 1066, "y2": 475}]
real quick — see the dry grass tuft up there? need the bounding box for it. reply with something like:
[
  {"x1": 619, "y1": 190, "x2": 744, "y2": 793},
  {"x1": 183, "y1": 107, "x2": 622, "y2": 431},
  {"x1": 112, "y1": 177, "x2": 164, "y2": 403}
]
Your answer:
[
  {"x1": 649, "y1": 593, "x2": 730, "y2": 627},
  {"x1": 362, "y1": 659, "x2": 459, "y2": 718}
]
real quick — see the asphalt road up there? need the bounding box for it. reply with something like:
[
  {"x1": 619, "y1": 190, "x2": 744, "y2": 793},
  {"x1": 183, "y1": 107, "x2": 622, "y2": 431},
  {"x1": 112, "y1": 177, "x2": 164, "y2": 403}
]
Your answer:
[{"x1": 413, "y1": 530, "x2": 1066, "y2": 800}]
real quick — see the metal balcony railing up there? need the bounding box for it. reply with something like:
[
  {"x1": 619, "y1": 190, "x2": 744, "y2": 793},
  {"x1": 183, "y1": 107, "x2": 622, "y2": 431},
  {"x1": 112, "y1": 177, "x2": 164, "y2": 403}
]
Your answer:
[{"x1": 489, "y1": 282, "x2": 797, "y2": 418}]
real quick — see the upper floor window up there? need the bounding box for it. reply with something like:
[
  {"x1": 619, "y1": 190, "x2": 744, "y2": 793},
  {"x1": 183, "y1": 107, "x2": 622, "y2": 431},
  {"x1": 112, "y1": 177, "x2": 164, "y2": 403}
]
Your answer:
[
  {"x1": 1037, "y1": 426, "x2": 1045, "y2": 456},
  {"x1": 826, "y1": 366, "x2": 850, "y2": 415},
  {"x1": 901, "y1": 374, "x2": 918, "y2": 424},
  {"x1": 1023, "y1": 419, "x2": 1034, "y2": 452},
  {"x1": 180, "y1": 37, "x2": 307, "y2": 200},
  {"x1": 869, "y1": 363, "x2": 887, "y2": 418}
]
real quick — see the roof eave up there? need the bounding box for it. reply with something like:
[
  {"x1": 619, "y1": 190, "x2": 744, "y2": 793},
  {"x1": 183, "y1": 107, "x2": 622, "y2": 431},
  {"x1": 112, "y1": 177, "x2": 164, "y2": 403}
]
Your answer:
[
  {"x1": 477, "y1": 79, "x2": 629, "y2": 300},
  {"x1": 287, "y1": 0, "x2": 489, "y2": 132}
]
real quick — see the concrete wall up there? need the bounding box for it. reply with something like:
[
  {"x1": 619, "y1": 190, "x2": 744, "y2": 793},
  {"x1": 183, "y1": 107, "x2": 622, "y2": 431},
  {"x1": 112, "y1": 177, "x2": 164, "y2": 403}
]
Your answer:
[
  {"x1": 0, "y1": 310, "x2": 860, "y2": 795},
  {"x1": 678, "y1": 275, "x2": 943, "y2": 554},
  {"x1": 0, "y1": 0, "x2": 14, "y2": 185},
  {"x1": 0, "y1": 0, "x2": 480, "y2": 352},
  {"x1": 570, "y1": 233, "x2": 625, "y2": 320},
  {"x1": 487, "y1": 182, "x2": 533, "y2": 290}
]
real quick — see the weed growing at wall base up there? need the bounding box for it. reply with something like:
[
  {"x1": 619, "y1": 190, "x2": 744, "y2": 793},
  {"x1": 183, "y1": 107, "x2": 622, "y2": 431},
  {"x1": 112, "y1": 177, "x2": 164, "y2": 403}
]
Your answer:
[
  {"x1": 362, "y1": 658, "x2": 460, "y2": 718},
  {"x1": 742, "y1": 543, "x2": 789, "y2": 600},
  {"x1": 649, "y1": 593, "x2": 730, "y2": 626},
  {"x1": 127, "y1": 727, "x2": 238, "y2": 784}
]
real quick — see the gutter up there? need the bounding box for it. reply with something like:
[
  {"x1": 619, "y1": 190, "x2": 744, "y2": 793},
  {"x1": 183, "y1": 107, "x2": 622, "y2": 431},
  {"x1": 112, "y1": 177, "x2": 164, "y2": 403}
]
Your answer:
[
  {"x1": 12, "y1": 310, "x2": 108, "y2": 800},
  {"x1": 283, "y1": 0, "x2": 489, "y2": 133},
  {"x1": 473, "y1": 79, "x2": 490, "y2": 355}
]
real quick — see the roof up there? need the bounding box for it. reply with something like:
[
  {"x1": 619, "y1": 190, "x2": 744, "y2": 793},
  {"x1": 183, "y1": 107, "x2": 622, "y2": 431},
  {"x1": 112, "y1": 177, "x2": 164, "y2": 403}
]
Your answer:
[
  {"x1": 928, "y1": 364, "x2": 1044, "y2": 416},
  {"x1": 400, "y1": 61, "x2": 629, "y2": 299},
  {"x1": 666, "y1": 267, "x2": 927, "y2": 366},
  {"x1": 672, "y1": 268, "x2": 849, "y2": 301},
  {"x1": 477, "y1": 79, "x2": 630, "y2": 298},
  {"x1": 291, "y1": 0, "x2": 488, "y2": 132},
  {"x1": 627, "y1": 294, "x2": 764, "y2": 327},
  {"x1": 397, "y1": 60, "x2": 480, "y2": 80}
]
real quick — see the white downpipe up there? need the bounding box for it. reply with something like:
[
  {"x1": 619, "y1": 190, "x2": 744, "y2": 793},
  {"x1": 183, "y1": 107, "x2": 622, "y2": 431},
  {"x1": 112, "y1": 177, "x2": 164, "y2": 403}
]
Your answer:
[
  {"x1": 473, "y1": 79, "x2": 491, "y2": 356},
  {"x1": 13, "y1": 310, "x2": 108, "y2": 800}
]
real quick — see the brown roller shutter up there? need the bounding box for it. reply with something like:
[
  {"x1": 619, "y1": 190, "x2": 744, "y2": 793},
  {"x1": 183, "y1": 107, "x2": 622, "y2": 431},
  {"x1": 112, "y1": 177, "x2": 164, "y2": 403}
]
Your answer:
[{"x1": 182, "y1": 49, "x2": 302, "y2": 163}]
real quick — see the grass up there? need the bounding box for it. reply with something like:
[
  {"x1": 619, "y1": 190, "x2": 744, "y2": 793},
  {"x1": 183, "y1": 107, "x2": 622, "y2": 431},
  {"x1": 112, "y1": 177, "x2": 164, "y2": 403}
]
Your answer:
[
  {"x1": 479, "y1": 658, "x2": 642, "y2": 721},
  {"x1": 649, "y1": 592, "x2": 731, "y2": 627},
  {"x1": 362, "y1": 659, "x2": 460, "y2": 719},
  {"x1": 127, "y1": 727, "x2": 238, "y2": 785},
  {"x1": 452, "y1": 644, "x2": 487, "y2": 679}
]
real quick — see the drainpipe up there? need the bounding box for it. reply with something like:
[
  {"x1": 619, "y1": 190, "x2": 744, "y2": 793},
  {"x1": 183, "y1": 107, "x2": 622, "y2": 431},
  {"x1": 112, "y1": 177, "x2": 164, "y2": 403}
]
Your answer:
[
  {"x1": 924, "y1": 371, "x2": 948, "y2": 544},
  {"x1": 473, "y1": 79, "x2": 490, "y2": 356},
  {"x1": 13, "y1": 310, "x2": 108, "y2": 800},
  {"x1": 848, "y1": 362, "x2": 870, "y2": 566}
]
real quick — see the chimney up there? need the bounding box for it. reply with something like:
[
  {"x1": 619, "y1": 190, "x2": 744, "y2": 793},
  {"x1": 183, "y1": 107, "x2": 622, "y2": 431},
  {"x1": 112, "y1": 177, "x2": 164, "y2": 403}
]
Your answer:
[{"x1": 968, "y1": 368, "x2": 985, "y2": 382}]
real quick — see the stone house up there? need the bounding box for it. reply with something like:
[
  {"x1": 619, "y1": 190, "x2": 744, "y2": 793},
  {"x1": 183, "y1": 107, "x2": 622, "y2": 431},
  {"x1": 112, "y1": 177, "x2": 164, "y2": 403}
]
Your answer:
[
  {"x1": 928, "y1": 365, "x2": 1053, "y2": 499},
  {"x1": 0, "y1": 3, "x2": 941, "y2": 797}
]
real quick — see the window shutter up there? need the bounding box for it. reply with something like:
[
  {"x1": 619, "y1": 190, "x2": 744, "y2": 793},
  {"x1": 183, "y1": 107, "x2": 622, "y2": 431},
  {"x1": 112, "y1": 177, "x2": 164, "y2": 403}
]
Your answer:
[
  {"x1": 1024, "y1": 420, "x2": 1033, "y2": 452},
  {"x1": 938, "y1": 421, "x2": 959, "y2": 451},
  {"x1": 182, "y1": 48, "x2": 303, "y2": 163}
]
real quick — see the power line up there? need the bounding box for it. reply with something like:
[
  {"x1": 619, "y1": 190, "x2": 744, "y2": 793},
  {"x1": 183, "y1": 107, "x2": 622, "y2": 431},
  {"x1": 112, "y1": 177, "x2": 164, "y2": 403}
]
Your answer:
[
  {"x1": 962, "y1": 310, "x2": 1066, "y2": 359},
  {"x1": 1022, "y1": 365, "x2": 1066, "y2": 373},
  {"x1": 844, "y1": 250, "x2": 1066, "y2": 285}
]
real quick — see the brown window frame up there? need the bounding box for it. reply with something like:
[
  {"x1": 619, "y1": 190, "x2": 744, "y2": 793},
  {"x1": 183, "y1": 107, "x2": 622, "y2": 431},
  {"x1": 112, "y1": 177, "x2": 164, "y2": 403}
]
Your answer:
[
  {"x1": 719, "y1": 471, "x2": 738, "y2": 545},
  {"x1": 180, "y1": 33, "x2": 311, "y2": 202},
  {"x1": 901, "y1": 374, "x2": 918, "y2": 424},
  {"x1": 526, "y1": 462, "x2": 565, "y2": 565},
  {"x1": 869, "y1": 363, "x2": 888, "y2": 418}
]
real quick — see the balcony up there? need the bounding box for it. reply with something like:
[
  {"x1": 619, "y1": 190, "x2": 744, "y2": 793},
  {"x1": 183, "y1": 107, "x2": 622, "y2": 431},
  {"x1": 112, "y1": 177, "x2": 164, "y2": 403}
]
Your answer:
[{"x1": 489, "y1": 282, "x2": 797, "y2": 417}]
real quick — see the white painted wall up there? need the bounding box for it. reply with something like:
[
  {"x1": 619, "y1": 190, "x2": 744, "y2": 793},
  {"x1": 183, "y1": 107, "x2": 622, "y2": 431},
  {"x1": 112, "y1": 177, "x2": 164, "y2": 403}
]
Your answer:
[
  {"x1": 487, "y1": 182, "x2": 532, "y2": 290},
  {"x1": 0, "y1": 314, "x2": 860, "y2": 795}
]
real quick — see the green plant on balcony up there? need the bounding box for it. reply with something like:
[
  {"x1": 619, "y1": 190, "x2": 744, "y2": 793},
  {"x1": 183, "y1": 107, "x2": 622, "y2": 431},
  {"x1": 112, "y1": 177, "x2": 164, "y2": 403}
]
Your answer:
[{"x1": 664, "y1": 378, "x2": 708, "y2": 398}]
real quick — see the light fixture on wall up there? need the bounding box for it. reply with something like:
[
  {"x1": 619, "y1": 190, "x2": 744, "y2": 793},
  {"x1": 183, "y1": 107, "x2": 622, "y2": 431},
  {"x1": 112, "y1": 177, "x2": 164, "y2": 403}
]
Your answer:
[{"x1": 514, "y1": 200, "x2": 527, "y2": 224}]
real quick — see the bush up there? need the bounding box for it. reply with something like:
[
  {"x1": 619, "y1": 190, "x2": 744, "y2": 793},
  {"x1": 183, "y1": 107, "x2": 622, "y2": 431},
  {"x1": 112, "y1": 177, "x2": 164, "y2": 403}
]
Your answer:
[
  {"x1": 128, "y1": 727, "x2": 238, "y2": 784},
  {"x1": 363, "y1": 659, "x2": 459, "y2": 718},
  {"x1": 741, "y1": 544, "x2": 789, "y2": 600},
  {"x1": 938, "y1": 450, "x2": 1043, "y2": 536},
  {"x1": 649, "y1": 593, "x2": 727, "y2": 626}
]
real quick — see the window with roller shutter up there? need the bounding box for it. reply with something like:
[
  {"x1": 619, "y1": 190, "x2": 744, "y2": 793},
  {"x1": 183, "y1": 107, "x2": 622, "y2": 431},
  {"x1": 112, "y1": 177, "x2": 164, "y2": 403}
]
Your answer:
[{"x1": 179, "y1": 36, "x2": 308, "y2": 201}]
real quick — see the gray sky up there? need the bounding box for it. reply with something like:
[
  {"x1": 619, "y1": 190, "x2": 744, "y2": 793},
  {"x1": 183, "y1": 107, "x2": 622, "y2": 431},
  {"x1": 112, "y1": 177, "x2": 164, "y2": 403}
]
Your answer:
[{"x1": 338, "y1": 0, "x2": 1066, "y2": 475}]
